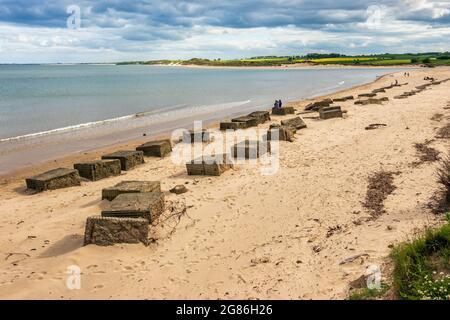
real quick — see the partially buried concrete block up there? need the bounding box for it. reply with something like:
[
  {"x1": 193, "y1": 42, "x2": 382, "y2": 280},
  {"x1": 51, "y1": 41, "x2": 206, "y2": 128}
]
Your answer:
[
  {"x1": 102, "y1": 181, "x2": 161, "y2": 201},
  {"x1": 248, "y1": 111, "x2": 271, "y2": 124},
  {"x1": 231, "y1": 116, "x2": 258, "y2": 128},
  {"x1": 358, "y1": 93, "x2": 377, "y2": 98},
  {"x1": 220, "y1": 121, "x2": 247, "y2": 131},
  {"x1": 281, "y1": 117, "x2": 307, "y2": 130},
  {"x1": 305, "y1": 99, "x2": 333, "y2": 111},
  {"x1": 266, "y1": 124, "x2": 295, "y2": 142},
  {"x1": 84, "y1": 216, "x2": 149, "y2": 246},
  {"x1": 102, "y1": 150, "x2": 144, "y2": 171},
  {"x1": 333, "y1": 96, "x2": 354, "y2": 102},
  {"x1": 136, "y1": 140, "x2": 172, "y2": 157},
  {"x1": 319, "y1": 106, "x2": 343, "y2": 120},
  {"x1": 74, "y1": 159, "x2": 121, "y2": 181},
  {"x1": 272, "y1": 107, "x2": 295, "y2": 116},
  {"x1": 102, "y1": 192, "x2": 165, "y2": 223},
  {"x1": 232, "y1": 140, "x2": 271, "y2": 159},
  {"x1": 26, "y1": 168, "x2": 81, "y2": 192},
  {"x1": 186, "y1": 154, "x2": 233, "y2": 176}
]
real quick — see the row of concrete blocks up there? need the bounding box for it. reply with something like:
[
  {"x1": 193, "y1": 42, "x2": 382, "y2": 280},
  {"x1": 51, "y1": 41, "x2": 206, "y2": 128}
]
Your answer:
[
  {"x1": 219, "y1": 108, "x2": 297, "y2": 132},
  {"x1": 393, "y1": 80, "x2": 445, "y2": 100},
  {"x1": 303, "y1": 83, "x2": 406, "y2": 112},
  {"x1": 185, "y1": 117, "x2": 309, "y2": 176},
  {"x1": 85, "y1": 181, "x2": 163, "y2": 246}
]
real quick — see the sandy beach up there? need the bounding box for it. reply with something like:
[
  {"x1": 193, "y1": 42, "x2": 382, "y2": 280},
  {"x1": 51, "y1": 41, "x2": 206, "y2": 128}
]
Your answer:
[{"x1": 0, "y1": 67, "x2": 449, "y2": 299}]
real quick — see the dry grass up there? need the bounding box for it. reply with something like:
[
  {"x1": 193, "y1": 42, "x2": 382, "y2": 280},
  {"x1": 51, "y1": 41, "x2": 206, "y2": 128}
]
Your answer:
[
  {"x1": 429, "y1": 157, "x2": 450, "y2": 214},
  {"x1": 413, "y1": 141, "x2": 440, "y2": 166},
  {"x1": 436, "y1": 122, "x2": 450, "y2": 139}
]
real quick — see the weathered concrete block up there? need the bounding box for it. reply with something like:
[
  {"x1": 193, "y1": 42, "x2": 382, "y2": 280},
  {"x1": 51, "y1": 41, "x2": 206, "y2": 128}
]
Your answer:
[
  {"x1": 102, "y1": 181, "x2": 161, "y2": 201},
  {"x1": 248, "y1": 111, "x2": 271, "y2": 124},
  {"x1": 183, "y1": 130, "x2": 212, "y2": 143},
  {"x1": 186, "y1": 154, "x2": 233, "y2": 176},
  {"x1": 136, "y1": 140, "x2": 172, "y2": 157},
  {"x1": 102, "y1": 150, "x2": 145, "y2": 171},
  {"x1": 84, "y1": 216, "x2": 149, "y2": 246},
  {"x1": 231, "y1": 116, "x2": 258, "y2": 128},
  {"x1": 26, "y1": 168, "x2": 81, "y2": 192},
  {"x1": 74, "y1": 159, "x2": 121, "y2": 181},
  {"x1": 271, "y1": 107, "x2": 295, "y2": 116},
  {"x1": 232, "y1": 140, "x2": 271, "y2": 159},
  {"x1": 266, "y1": 125, "x2": 295, "y2": 142},
  {"x1": 220, "y1": 121, "x2": 247, "y2": 131},
  {"x1": 102, "y1": 192, "x2": 165, "y2": 223},
  {"x1": 281, "y1": 117, "x2": 307, "y2": 130},
  {"x1": 358, "y1": 93, "x2": 377, "y2": 98},
  {"x1": 305, "y1": 99, "x2": 333, "y2": 111},
  {"x1": 334, "y1": 96, "x2": 354, "y2": 102},
  {"x1": 355, "y1": 98, "x2": 387, "y2": 105},
  {"x1": 319, "y1": 107, "x2": 343, "y2": 120}
]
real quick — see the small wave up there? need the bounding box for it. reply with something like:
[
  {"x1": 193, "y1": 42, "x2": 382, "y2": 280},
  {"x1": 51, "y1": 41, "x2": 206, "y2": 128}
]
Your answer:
[{"x1": 0, "y1": 114, "x2": 137, "y2": 143}]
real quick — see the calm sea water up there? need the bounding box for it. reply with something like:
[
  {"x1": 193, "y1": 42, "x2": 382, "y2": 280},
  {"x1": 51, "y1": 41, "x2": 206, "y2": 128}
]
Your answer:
[
  {"x1": 0, "y1": 65, "x2": 405, "y2": 175},
  {"x1": 0, "y1": 65, "x2": 401, "y2": 140}
]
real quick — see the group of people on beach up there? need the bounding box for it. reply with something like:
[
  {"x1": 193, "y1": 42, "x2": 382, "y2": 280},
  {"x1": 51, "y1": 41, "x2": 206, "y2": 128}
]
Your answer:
[{"x1": 274, "y1": 99, "x2": 283, "y2": 109}]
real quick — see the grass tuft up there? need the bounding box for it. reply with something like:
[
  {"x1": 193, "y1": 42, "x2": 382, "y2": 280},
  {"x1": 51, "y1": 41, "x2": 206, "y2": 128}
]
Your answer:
[{"x1": 391, "y1": 222, "x2": 450, "y2": 300}]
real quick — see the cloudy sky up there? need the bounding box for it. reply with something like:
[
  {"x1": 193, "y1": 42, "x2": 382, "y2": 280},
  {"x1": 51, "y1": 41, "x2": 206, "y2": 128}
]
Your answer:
[{"x1": 0, "y1": 0, "x2": 450, "y2": 63}]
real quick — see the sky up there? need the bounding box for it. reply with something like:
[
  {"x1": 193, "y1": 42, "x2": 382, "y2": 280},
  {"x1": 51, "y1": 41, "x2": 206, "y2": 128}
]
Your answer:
[{"x1": 0, "y1": 0, "x2": 450, "y2": 63}]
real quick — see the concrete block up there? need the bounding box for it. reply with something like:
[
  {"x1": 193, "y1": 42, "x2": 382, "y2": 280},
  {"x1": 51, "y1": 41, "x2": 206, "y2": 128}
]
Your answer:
[
  {"x1": 136, "y1": 140, "x2": 172, "y2": 157},
  {"x1": 232, "y1": 140, "x2": 271, "y2": 159},
  {"x1": 248, "y1": 111, "x2": 271, "y2": 124},
  {"x1": 102, "y1": 181, "x2": 161, "y2": 201},
  {"x1": 186, "y1": 154, "x2": 233, "y2": 176},
  {"x1": 74, "y1": 159, "x2": 121, "y2": 181},
  {"x1": 220, "y1": 122, "x2": 247, "y2": 131},
  {"x1": 84, "y1": 216, "x2": 149, "y2": 246},
  {"x1": 231, "y1": 116, "x2": 258, "y2": 128},
  {"x1": 281, "y1": 117, "x2": 307, "y2": 130},
  {"x1": 26, "y1": 168, "x2": 81, "y2": 192},
  {"x1": 102, "y1": 150, "x2": 145, "y2": 171},
  {"x1": 183, "y1": 130, "x2": 212, "y2": 143},
  {"x1": 102, "y1": 192, "x2": 165, "y2": 223},
  {"x1": 271, "y1": 107, "x2": 295, "y2": 116}
]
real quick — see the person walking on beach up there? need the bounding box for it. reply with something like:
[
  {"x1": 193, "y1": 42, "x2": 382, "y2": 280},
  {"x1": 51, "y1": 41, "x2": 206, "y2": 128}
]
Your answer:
[{"x1": 278, "y1": 99, "x2": 283, "y2": 108}]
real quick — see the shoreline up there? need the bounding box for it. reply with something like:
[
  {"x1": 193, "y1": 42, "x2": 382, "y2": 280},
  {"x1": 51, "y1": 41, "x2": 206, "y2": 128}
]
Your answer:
[{"x1": 0, "y1": 69, "x2": 400, "y2": 184}]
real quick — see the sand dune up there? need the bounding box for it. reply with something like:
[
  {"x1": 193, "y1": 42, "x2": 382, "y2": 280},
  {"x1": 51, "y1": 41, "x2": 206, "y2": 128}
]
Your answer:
[{"x1": 0, "y1": 67, "x2": 449, "y2": 299}]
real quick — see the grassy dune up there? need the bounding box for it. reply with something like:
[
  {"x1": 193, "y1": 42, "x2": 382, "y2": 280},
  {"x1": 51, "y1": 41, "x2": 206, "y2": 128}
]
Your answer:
[{"x1": 118, "y1": 52, "x2": 450, "y2": 67}]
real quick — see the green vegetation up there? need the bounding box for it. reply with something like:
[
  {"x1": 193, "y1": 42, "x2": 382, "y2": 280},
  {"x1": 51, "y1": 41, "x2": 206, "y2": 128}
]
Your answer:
[
  {"x1": 391, "y1": 218, "x2": 450, "y2": 300},
  {"x1": 117, "y1": 52, "x2": 450, "y2": 67}
]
